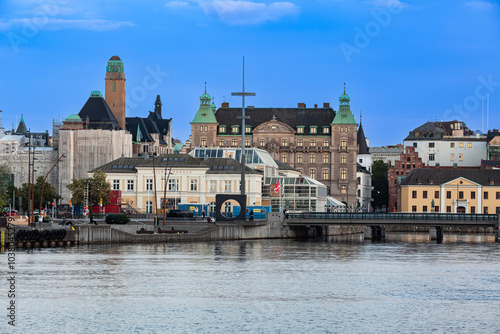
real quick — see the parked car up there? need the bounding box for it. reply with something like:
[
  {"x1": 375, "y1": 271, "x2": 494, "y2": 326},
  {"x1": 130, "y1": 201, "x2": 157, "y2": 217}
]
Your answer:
[{"x1": 6, "y1": 210, "x2": 19, "y2": 216}]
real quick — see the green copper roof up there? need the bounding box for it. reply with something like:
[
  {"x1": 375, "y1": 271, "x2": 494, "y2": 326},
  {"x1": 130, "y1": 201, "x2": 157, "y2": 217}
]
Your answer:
[
  {"x1": 192, "y1": 86, "x2": 217, "y2": 124},
  {"x1": 332, "y1": 87, "x2": 357, "y2": 125},
  {"x1": 107, "y1": 56, "x2": 124, "y2": 73},
  {"x1": 65, "y1": 114, "x2": 82, "y2": 121},
  {"x1": 90, "y1": 91, "x2": 103, "y2": 98}
]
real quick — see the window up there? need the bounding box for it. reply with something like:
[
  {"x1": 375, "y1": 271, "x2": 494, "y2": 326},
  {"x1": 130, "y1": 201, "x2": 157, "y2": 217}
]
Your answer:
[
  {"x1": 435, "y1": 191, "x2": 439, "y2": 198},
  {"x1": 113, "y1": 180, "x2": 120, "y2": 190},
  {"x1": 245, "y1": 126, "x2": 252, "y2": 133},
  {"x1": 412, "y1": 191, "x2": 417, "y2": 199},
  {"x1": 484, "y1": 207, "x2": 488, "y2": 214},
  {"x1": 459, "y1": 154, "x2": 463, "y2": 161},
  {"x1": 323, "y1": 127, "x2": 330, "y2": 134},
  {"x1": 224, "y1": 181, "x2": 231, "y2": 192},
  {"x1": 282, "y1": 138, "x2": 288, "y2": 146},
  {"x1": 471, "y1": 191, "x2": 476, "y2": 199},
  {"x1": 323, "y1": 154, "x2": 329, "y2": 164},
  {"x1": 297, "y1": 126, "x2": 304, "y2": 134},
  {"x1": 341, "y1": 138, "x2": 347, "y2": 147},
  {"x1": 219, "y1": 139, "x2": 225, "y2": 146},
  {"x1": 450, "y1": 153, "x2": 455, "y2": 161},
  {"x1": 423, "y1": 206, "x2": 428, "y2": 212},
  {"x1": 323, "y1": 169, "x2": 329, "y2": 180},
  {"x1": 146, "y1": 179, "x2": 153, "y2": 191},
  {"x1": 297, "y1": 154, "x2": 303, "y2": 163},
  {"x1": 281, "y1": 154, "x2": 288, "y2": 163},
  {"x1": 467, "y1": 143, "x2": 472, "y2": 148},
  {"x1": 310, "y1": 169, "x2": 316, "y2": 179},
  {"x1": 190, "y1": 179, "x2": 198, "y2": 192},
  {"x1": 471, "y1": 206, "x2": 476, "y2": 214},
  {"x1": 435, "y1": 206, "x2": 439, "y2": 212},
  {"x1": 127, "y1": 180, "x2": 134, "y2": 191},
  {"x1": 340, "y1": 185, "x2": 347, "y2": 194},
  {"x1": 459, "y1": 142, "x2": 464, "y2": 148},
  {"x1": 429, "y1": 154, "x2": 435, "y2": 161},
  {"x1": 231, "y1": 126, "x2": 239, "y2": 134},
  {"x1": 310, "y1": 154, "x2": 316, "y2": 164},
  {"x1": 232, "y1": 139, "x2": 238, "y2": 146},
  {"x1": 210, "y1": 180, "x2": 217, "y2": 192},
  {"x1": 459, "y1": 191, "x2": 464, "y2": 199},
  {"x1": 201, "y1": 138, "x2": 207, "y2": 146},
  {"x1": 245, "y1": 138, "x2": 251, "y2": 147},
  {"x1": 446, "y1": 206, "x2": 451, "y2": 213},
  {"x1": 423, "y1": 191, "x2": 427, "y2": 199},
  {"x1": 310, "y1": 126, "x2": 317, "y2": 134},
  {"x1": 484, "y1": 192, "x2": 489, "y2": 199},
  {"x1": 259, "y1": 139, "x2": 265, "y2": 146},
  {"x1": 310, "y1": 140, "x2": 316, "y2": 147},
  {"x1": 447, "y1": 191, "x2": 451, "y2": 199},
  {"x1": 496, "y1": 192, "x2": 500, "y2": 199},
  {"x1": 450, "y1": 143, "x2": 455, "y2": 148},
  {"x1": 219, "y1": 126, "x2": 226, "y2": 133},
  {"x1": 297, "y1": 139, "x2": 303, "y2": 147},
  {"x1": 429, "y1": 143, "x2": 435, "y2": 148},
  {"x1": 323, "y1": 140, "x2": 329, "y2": 147},
  {"x1": 340, "y1": 169, "x2": 347, "y2": 180},
  {"x1": 412, "y1": 205, "x2": 417, "y2": 212},
  {"x1": 413, "y1": 142, "x2": 417, "y2": 148},
  {"x1": 168, "y1": 179, "x2": 178, "y2": 191},
  {"x1": 341, "y1": 154, "x2": 347, "y2": 164},
  {"x1": 497, "y1": 207, "x2": 500, "y2": 214}
]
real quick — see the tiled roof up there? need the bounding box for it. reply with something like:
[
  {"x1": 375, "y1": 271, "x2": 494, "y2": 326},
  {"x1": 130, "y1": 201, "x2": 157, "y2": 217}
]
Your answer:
[
  {"x1": 78, "y1": 96, "x2": 120, "y2": 130},
  {"x1": 400, "y1": 168, "x2": 500, "y2": 186}
]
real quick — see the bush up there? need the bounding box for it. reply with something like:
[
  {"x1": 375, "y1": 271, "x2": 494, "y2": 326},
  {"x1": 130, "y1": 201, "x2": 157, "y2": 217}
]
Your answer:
[
  {"x1": 105, "y1": 214, "x2": 130, "y2": 224},
  {"x1": 34, "y1": 215, "x2": 53, "y2": 223}
]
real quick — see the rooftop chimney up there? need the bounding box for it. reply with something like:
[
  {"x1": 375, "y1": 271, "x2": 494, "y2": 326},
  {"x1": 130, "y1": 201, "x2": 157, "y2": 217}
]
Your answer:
[
  {"x1": 298, "y1": 103, "x2": 306, "y2": 108},
  {"x1": 314, "y1": 104, "x2": 318, "y2": 108},
  {"x1": 221, "y1": 102, "x2": 229, "y2": 108},
  {"x1": 323, "y1": 102, "x2": 330, "y2": 108}
]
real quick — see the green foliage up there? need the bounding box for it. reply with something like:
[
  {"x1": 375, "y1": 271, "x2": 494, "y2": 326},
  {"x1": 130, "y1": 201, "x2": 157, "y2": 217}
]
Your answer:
[
  {"x1": 13, "y1": 176, "x2": 61, "y2": 211},
  {"x1": 67, "y1": 170, "x2": 112, "y2": 209},
  {"x1": 372, "y1": 160, "x2": 389, "y2": 211},
  {"x1": 105, "y1": 214, "x2": 129, "y2": 224},
  {"x1": 0, "y1": 163, "x2": 12, "y2": 208}
]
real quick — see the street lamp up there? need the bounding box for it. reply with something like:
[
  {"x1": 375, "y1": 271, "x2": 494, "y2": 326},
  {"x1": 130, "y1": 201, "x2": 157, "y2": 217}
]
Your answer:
[{"x1": 39, "y1": 154, "x2": 65, "y2": 217}]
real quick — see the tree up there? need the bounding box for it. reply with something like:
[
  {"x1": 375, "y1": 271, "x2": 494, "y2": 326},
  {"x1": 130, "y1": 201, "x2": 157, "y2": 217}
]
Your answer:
[
  {"x1": 372, "y1": 160, "x2": 389, "y2": 212},
  {"x1": 67, "y1": 170, "x2": 112, "y2": 210},
  {"x1": 16, "y1": 176, "x2": 61, "y2": 211},
  {"x1": 0, "y1": 163, "x2": 12, "y2": 208}
]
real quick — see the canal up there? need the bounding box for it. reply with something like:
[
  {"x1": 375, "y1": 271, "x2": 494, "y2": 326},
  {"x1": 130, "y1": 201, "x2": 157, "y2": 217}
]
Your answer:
[{"x1": 4, "y1": 233, "x2": 500, "y2": 333}]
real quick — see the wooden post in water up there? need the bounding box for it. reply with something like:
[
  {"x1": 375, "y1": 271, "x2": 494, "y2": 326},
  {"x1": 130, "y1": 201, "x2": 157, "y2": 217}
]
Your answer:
[{"x1": 496, "y1": 215, "x2": 499, "y2": 243}]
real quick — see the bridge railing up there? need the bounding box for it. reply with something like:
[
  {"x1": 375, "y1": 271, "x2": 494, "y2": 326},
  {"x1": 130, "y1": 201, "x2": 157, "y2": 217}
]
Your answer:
[{"x1": 288, "y1": 212, "x2": 499, "y2": 221}]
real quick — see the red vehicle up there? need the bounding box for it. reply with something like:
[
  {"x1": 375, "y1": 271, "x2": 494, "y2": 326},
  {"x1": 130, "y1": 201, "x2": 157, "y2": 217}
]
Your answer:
[{"x1": 6, "y1": 210, "x2": 19, "y2": 216}]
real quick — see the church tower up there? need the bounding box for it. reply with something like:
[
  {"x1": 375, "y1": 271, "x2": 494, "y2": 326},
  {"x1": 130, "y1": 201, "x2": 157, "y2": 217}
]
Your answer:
[
  {"x1": 331, "y1": 85, "x2": 358, "y2": 208},
  {"x1": 105, "y1": 55, "x2": 126, "y2": 129},
  {"x1": 154, "y1": 95, "x2": 162, "y2": 118},
  {"x1": 190, "y1": 85, "x2": 218, "y2": 148}
]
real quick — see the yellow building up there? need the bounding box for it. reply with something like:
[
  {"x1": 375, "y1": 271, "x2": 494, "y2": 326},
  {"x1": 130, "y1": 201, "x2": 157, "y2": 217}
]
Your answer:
[
  {"x1": 91, "y1": 154, "x2": 263, "y2": 214},
  {"x1": 398, "y1": 169, "x2": 500, "y2": 214}
]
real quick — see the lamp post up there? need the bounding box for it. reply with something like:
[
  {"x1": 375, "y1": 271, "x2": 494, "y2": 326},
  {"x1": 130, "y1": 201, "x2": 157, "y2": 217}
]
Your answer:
[
  {"x1": 162, "y1": 167, "x2": 172, "y2": 225},
  {"x1": 39, "y1": 154, "x2": 65, "y2": 216}
]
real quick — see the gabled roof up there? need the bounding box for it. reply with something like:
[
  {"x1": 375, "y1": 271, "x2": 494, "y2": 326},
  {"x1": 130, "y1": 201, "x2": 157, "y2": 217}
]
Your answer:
[
  {"x1": 357, "y1": 124, "x2": 369, "y2": 154},
  {"x1": 215, "y1": 107, "x2": 336, "y2": 135},
  {"x1": 90, "y1": 157, "x2": 147, "y2": 173},
  {"x1": 202, "y1": 158, "x2": 261, "y2": 174},
  {"x1": 404, "y1": 120, "x2": 474, "y2": 141},
  {"x1": 126, "y1": 117, "x2": 154, "y2": 143},
  {"x1": 78, "y1": 96, "x2": 120, "y2": 130},
  {"x1": 400, "y1": 168, "x2": 500, "y2": 186}
]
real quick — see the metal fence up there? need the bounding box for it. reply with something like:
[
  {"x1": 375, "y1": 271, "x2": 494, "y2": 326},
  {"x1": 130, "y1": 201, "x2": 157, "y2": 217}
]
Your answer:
[{"x1": 289, "y1": 212, "x2": 499, "y2": 221}]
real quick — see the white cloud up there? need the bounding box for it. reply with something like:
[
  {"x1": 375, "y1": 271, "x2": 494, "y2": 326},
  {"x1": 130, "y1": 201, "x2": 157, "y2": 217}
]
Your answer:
[
  {"x1": 199, "y1": 0, "x2": 299, "y2": 25},
  {"x1": 5, "y1": 18, "x2": 134, "y2": 31},
  {"x1": 164, "y1": 1, "x2": 191, "y2": 9},
  {"x1": 464, "y1": 1, "x2": 494, "y2": 10}
]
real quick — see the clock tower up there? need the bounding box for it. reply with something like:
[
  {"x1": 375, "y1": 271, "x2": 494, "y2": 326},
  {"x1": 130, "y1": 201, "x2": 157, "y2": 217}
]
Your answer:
[
  {"x1": 189, "y1": 85, "x2": 218, "y2": 147},
  {"x1": 105, "y1": 55, "x2": 126, "y2": 130}
]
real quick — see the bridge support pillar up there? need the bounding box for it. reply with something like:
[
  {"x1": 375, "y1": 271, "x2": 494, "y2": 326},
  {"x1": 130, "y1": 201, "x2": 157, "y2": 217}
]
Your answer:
[
  {"x1": 495, "y1": 216, "x2": 499, "y2": 243},
  {"x1": 429, "y1": 226, "x2": 444, "y2": 243},
  {"x1": 364, "y1": 226, "x2": 385, "y2": 241}
]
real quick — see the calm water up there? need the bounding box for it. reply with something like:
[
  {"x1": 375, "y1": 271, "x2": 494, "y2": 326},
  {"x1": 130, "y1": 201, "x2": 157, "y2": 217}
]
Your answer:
[{"x1": 3, "y1": 233, "x2": 500, "y2": 334}]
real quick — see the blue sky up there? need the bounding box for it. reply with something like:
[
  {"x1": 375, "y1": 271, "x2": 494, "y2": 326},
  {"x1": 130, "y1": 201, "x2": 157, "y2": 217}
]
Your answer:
[{"x1": 0, "y1": 0, "x2": 499, "y2": 147}]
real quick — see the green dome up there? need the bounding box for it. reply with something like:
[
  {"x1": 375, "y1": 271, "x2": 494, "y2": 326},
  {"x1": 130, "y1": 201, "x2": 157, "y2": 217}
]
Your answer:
[
  {"x1": 339, "y1": 93, "x2": 350, "y2": 102},
  {"x1": 65, "y1": 114, "x2": 82, "y2": 122},
  {"x1": 200, "y1": 92, "x2": 211, "y2": 100}
]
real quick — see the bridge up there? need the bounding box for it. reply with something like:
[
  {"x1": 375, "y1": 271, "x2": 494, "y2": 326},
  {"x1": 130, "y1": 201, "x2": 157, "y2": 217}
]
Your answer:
[{"x1": 285, "y1": 212, "x2": 500, "y2": 242}]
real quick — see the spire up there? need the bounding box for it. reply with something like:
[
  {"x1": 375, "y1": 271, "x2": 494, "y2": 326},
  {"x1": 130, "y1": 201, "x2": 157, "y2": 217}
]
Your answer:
[
  {"x1": 136, "y1": 124, "x2": 143, "y2": 142},
  {"x1": 357, "y1": 123, "x2": 369, "y2": 154},
  {"x1": 344, "y1": 82, "x2": 346, "y2": 94},
  {"x1": 16, "y1": 114, "x2": 28, "y2": 135},
  {"x1": 154, "y1": 95, "x2": 162, "y2": 118},
  {"x1": 332, "y1": 86, "x2": 357, "y2": 125},
  {"x1": 204, "y1": 82, "x2": 207, "y2": 94},
  {"x1": 192, "y1": 86, "x2": 217, "y2": 124},
  {"x1": 360, "y1": 110, "x2": 362, "y2": 125}
]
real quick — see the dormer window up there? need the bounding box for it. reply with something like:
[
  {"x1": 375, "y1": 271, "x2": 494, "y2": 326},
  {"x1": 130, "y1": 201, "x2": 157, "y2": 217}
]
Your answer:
[
  {"x1": 297, "y1": 126, "x2": 304, "y2": 134},
  {"x1": 219, "y1": 125, "x2": 226, "y2": 133},
  {"x1": 245, "y1": 126, "x2": 252, "y2": 134},
  {"x1": 231, "y1": 125, "x2": 239, "y2": 134},
  {"x1": 323, "y1": 126, "x2": 330, "y2": 134},
  {"x1": 310, "y1": 126, "x2": 317, "y2": 134}
]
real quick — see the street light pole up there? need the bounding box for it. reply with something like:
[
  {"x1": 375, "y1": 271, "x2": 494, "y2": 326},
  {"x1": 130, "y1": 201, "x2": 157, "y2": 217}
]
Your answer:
[{"x1": 39, "y1": 154, "x2": 64, "y2": 216}]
